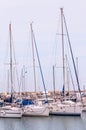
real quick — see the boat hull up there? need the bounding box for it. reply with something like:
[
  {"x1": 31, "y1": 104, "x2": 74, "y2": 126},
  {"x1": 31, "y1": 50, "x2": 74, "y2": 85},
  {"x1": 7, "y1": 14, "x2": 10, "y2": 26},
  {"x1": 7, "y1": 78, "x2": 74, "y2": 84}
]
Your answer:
[
  {"x1": 0, "y1": 110, "x2": 22, "y2": 118},
  {"x1": 0, "y1": 106, "x2": 22, "y2": 118},
  {"x1": 23, "y1": 105, "x2": 49, "y2": 117},
  {"x1": 49, "y1": 111, "x2": 81, "y2": 116}
]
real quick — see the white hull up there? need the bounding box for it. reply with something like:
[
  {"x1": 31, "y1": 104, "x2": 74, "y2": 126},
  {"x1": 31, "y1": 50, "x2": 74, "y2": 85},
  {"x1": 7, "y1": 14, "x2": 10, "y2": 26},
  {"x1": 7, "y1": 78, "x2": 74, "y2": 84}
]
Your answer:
[
  {"x1": 23, "y1": 105, "x2": 49, "y2": 117},
  {"x1": 49, "y1": 101, "x2": 82, "y2": 114},
  {"x1": 0, "y1": 106, "x2": 22, "y2": 118},
  {"x1": 0, "y1": 110, "x2": 22, "y2": 118}
]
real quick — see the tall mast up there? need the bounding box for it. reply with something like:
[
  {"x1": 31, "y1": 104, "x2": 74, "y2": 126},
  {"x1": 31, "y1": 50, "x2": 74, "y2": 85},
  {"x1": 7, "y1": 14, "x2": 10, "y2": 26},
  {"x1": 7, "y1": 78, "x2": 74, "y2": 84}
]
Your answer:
[
  {"x1": 22, "y1": 65, "x2": 25, "y2": 92},
  {"x1": 30, "y1": 23, "x2": 36, "y2": 93},
  {"x1": 61, "y1": 8, "x2": 65, "y2": 96},
  {"x1": 53, "y1": 65, "x2": 56, "y2": 97},
  {"x1": 7, "y1": 69, "x2": 9, "y2": 93},
  {"x1": 9, "y1": 23, "x2": 13, "y2": 101}
]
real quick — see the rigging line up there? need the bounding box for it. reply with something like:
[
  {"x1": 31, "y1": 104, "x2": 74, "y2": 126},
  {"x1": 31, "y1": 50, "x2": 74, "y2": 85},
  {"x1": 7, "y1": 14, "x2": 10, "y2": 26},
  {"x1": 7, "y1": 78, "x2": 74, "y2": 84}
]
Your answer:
[
  {"x1": 66, "y1": 55, "x2": 76, "y2": 92},
  {"x1": 63, "y1": 13, "x2": 82, "y2": 101},
  {"x1": 53, "y1": 13, "x2": 61, "y2": 66},
  {"x1": 4, "y1": 34, "x2": 10, "y2": 64},
  {"x1": 19, "y1": 68, "x2": 23, "y2": 92},
  {"x1": 64, "y1": 31, "x2": 76, "y2": 92},
  {"x1": 31, "y1": 25, "x2": 48, "y2": 102},
  {"x1": 11, "y1": 29, "x2": 20, "y2": 89}
]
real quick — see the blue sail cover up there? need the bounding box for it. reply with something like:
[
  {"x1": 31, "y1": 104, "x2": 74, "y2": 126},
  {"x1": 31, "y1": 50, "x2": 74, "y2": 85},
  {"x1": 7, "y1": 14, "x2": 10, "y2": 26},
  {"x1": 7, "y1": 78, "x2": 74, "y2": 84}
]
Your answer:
[
  {"x1": 15, "y1": 99, "x2": 34, "y2": 106},
  {"x1": 22, "y1": 99, "x2": 34, "y2": 106}
]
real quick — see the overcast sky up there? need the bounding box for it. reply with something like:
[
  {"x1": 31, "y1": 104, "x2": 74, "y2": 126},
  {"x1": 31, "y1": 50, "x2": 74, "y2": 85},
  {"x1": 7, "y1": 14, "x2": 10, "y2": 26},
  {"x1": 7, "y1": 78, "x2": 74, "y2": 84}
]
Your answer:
[{"x1": 0, "y1": 0, "x2": 86, "y2": 92}]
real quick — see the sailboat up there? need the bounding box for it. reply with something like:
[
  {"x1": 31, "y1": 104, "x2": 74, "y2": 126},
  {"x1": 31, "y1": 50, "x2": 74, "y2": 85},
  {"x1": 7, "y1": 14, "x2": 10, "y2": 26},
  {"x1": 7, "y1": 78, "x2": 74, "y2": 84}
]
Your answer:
[
  {"x1": 22, "y1": 23, "x2": 49, "y2": 117},
  {"x1": 50, "y1": 8, "x2": 82, "y2": 116},
  {"x1": 0, "y1": 23, "x2": 22, "y2": 118}
]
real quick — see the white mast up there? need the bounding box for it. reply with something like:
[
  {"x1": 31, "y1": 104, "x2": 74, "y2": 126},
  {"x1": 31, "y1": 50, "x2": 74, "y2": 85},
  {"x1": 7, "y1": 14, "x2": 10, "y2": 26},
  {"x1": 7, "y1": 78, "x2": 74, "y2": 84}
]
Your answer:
[
  {"x1": 9, "y1": 23, "x2": 13, "y2": 101},
  {"x1": 61, "y1": 8, "x2": 65, "y2": 96},
  {"x1": 30, "y1": 23, "x2": 37, "y2": 93}
]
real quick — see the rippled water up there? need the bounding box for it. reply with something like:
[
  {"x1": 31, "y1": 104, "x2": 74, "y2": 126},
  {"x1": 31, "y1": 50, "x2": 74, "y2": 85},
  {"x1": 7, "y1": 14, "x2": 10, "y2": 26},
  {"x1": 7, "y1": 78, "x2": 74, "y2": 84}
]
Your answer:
[{"x1": 0, "y1": 113, "x2": 86, "y2": 130}]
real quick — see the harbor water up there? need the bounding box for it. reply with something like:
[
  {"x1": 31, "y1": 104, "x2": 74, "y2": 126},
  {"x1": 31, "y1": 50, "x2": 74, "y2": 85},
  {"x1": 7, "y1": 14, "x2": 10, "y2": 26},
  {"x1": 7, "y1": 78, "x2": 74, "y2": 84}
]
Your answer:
[{"x1": 1, "y1": 113, "x2": 86, "y2": 130}]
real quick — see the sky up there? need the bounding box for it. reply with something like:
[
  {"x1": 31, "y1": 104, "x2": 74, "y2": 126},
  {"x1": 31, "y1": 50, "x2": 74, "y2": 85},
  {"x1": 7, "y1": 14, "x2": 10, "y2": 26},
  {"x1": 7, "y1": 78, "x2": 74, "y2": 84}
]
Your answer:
[{"x1": 0, "y1": 0, "x2": 86, "y2": 92}]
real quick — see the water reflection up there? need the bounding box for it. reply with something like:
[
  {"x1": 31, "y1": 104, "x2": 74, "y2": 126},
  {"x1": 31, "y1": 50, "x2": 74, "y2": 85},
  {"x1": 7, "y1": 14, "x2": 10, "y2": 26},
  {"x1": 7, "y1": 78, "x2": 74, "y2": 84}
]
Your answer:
[{"x1": 0, "y1": 115, "x2": 86, "y2": 130}]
